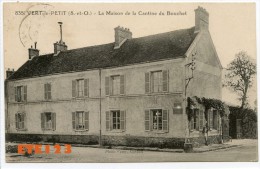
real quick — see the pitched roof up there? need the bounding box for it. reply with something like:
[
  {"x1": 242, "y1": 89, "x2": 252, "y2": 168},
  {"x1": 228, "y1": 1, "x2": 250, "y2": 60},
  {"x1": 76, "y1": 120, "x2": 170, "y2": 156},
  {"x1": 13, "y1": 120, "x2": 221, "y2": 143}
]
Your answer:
[{"x1": 8, "y1": 27, "x2": 197, "y2": 80}]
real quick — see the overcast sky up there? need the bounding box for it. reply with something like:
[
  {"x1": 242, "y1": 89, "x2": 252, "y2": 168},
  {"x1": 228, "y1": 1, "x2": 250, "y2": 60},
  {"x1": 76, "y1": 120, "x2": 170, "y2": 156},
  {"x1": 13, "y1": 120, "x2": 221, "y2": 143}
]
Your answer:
[{"x1": 3, "y1": 3, "x2": 257, "y2": 107}]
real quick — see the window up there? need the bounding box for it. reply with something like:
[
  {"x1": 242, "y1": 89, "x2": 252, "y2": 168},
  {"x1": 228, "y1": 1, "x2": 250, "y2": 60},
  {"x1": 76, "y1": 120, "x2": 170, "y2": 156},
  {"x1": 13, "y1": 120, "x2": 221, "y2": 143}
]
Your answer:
[
  {"x1": 72, "y1": 79, "x2": 89, "y2": 98},
  {"x1": 208, "y1": 110, "x2": 219, "y2": 130},
  {"x1": 105, "y1": 75, "x2": 125, "y2": 96},
  {"x1": 106, "y1": 110, "x2": 126, "y2": 131},
  {"x1": 144, "y1": 109, "x2": 168, "y2": 132},
  {"x1": 15, "y1": 113, "x2": 26, "y2": 130},
  {"x1": 72, "y1": 111, "x2": 89, "y2": 130},
  {"x1": 15, "y1": 86, "x2": 27, "y2": 102},
  {"x1": 190, "y1": 109, "x2": 205, "y2": 131},
  {"x1": 151, "y1": 71, "x2": 163, "y2": 93},
  {"x1": 111, "y1": 76, "x2": 120, "y2": 95},
  {"x1": 145, "y1": 70, "x2": 168, "y2": 93},
  {"x1": 44, "y1": 83, "x2": 52, "y2": 100},
  {"x1": 41, "y1": 112, "x2": 56, "y2": 130}
]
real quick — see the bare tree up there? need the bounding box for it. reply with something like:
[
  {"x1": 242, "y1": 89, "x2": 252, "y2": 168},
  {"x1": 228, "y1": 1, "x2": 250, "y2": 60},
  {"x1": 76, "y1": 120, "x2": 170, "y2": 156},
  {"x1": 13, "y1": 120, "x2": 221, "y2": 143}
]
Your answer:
[{"x1": 224, "y1": 51, "x2": 256, "y2": 109}]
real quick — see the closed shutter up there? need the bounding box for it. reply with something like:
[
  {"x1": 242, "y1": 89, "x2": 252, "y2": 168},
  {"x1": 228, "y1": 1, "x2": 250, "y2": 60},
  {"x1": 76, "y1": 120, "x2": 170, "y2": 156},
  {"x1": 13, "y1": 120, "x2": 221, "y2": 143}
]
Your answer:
[
  {"x1": 120, "y1": 75, "x2": 125, "y2": 95},
  {"x1": 144, "y1": 110, "x2": 150, "y2": 131},
  {"x1": 85, "y1": 111, "x2": 89, "y2": 130},
  {"x1": 120, "y1": 110, "x2": 126, "y2": 131},
  {"x1": 23, "y1": 86, "x2": 27, "y2": 101},
  {"x1": 199, "y1": 109, "x2": 204, "y2": 130},
  {"x1": 145, "y1": 72, "x2": 150, "y2": 93},
  {"x1": 41, "y1": 113, "x2": 45, "y2": 130},
  {"x1": 162, "y1": 70, "x2": 169, "y2": 92},
  {"x1": 105, "y1": 111, "x2": 110, "y2": 130},
  {"x1": 105, "y1": 77, "x2": 110, "y2": 96},
  {"x1": 44, "y1": 84, "x2": 47, "y2": 100},
  {"x1": 162, "y1": 110, "x2": 169, "y2": 132},
  {"x1": 84, "y1": 79, "x2": 89, "y2": 97},
  {"x1": 72, "y1": 112, "x2": 76, "y2": 130},
  {"x1": 14, "y1": 87, "x2": 17, "y2": 102},
  {"x1": 72, "y1": 80, "x2": 76, "y2": 98},
  {"x1": 52, "y1": 113, "x2": 56, "y2": 130},
  {"x1": 15, "y1": 113, "x2": 18, "y2": 129}
]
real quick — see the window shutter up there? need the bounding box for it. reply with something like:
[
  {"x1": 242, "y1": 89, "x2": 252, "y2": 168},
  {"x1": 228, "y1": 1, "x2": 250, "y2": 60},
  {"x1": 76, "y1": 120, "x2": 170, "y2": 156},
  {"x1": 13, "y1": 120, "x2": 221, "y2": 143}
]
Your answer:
[
  {"x1": 150, "y1": 111, "x2": 153, "y2": 131},
  {"x1": 23, "y1": 86, "x2": 27, "y2": 101},
  {"x1": 15, "y1": 113, "x2": 18, "y2": 129},
  {"x1": 105, "y1": 111, "x2": 110, "y2": 130},
  {"x1": 144, "y1": 110, "x2": 150, "y2": 131},
  {"x1": 120, "y1": 75, "x2": 125, "y2": 95},
  {"x1": 162, "y1": 70, "x2": 169, "y2": 92},
  {"x1": 85, "y1": 111, "x2": 89, "y2": 130},
  {"x1": 208, "y1": 110, "x2": 213, "y2": 130},
  {"x1": 72, "y1": 80, "x2": 76, "y2": 98},
  {"x1": 21, "y1": 113, "x2": 25, "y2": 129},
  {"x1": 48, "y1": 83, "x2": 52, "y2": 100},
  {"x1": 145, "y1": 72, "x2": 150, "y2": 93},
  {"x1": 105, "y1": 77, "x2": 110, "y2": 96},
  {"x1": 44, "y1": 84, "x2": 47, "y2": 100},
  {"x1": 72, "y1": 112, "x2": 76, "y2": 130},
  {"x1": 217, "y1": 112, "x2": 220, "y2": 131},
  {"x1": 190, "y1": 117, "x2": 194, "y2": 130},
  {"x1": 162, "y1": 110, "x2": 169, "y2": 132},
  {"x1": 14, "y1": 87, "x2": 17, "y2": 102},
  {"x1": 52, "y1": 113, "x2": 56, "y2": 130},
  {"x1": 195, "y1": 110, "x2": 199, "y2": 130},
  {"x1": 41, "y1": 113, "x2": 45, "y2": 130},
  {"x1": 120, "y1": 110, "x2": 126, "y2": 131},
  {"x1": 199, "y1": 109, "x2": 204, "y2": 130},
  {"x1": 23, "y1": 113, "x2": 27, "y2": 129},
  {"x1": 84, "y1": 79, "x2": 89, "y2": 97}
]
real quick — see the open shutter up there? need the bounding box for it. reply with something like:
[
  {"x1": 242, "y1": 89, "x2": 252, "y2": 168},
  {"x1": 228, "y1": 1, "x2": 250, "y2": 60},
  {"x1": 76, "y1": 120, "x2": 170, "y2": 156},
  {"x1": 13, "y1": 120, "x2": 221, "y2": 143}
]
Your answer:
[
  {"x1": 14, "y1": 87, "x2": 17, "y2": 102},
  {"x1": 120, "y1": 75, "x2": 125, "y2": 95},
  {"x1": 23, "y1": 86, "x2": 27, "y2": 101},
  {"x1": 105, "y1": 77, "x2": 110, "y2": 96},
  {"x1": 44, "y1": 84, "x2": 47, "y2": 100},
  {"x1": 145, "y1": 73, "x2": 150, "y2": 93},
  {"x1": 41, "y1": 113, "x2": 45, "y2": 130},
  {"x1": 21, "y1": 113, "x2": 25, "y2": 129},
  {"x1": 145, "y1": 110, "x2": 150, "y2": 131},
  {"x1": 85, "y1": 111, "x2": 89, "y2": 130},
  {"x1": 84, "y1": 79, "x2": 89, "y2": 97},
  {"x1": 190, "y1": 117, "x2": 194, "y2": 130},
  {"x1": 162, "y1": 110, "x2": 169, "y2": 132},
  {"x1": 15, "y1": 113, "x2": 18, "y2": 129},
  {"x1": 195, "y1": 110, "x2": 199, "y2": 130},
  {"x1": 209, "y1": 110, "x2": 213, "y2": 130},
  {"x1": 72, "y1": 112, "x2": 76, "y2": 130},
  {"x1": 105, "y1": 111, "x2": 110, "y2": 130},
  {"x1": 120, "y1": 110, "x2": 126, "y2": 131},
  {"x1": 150, "y1": 111, "x2": 153, "y2": 131},
  {"x1": 48, "y1": 83, "x2": 52, "y2": 100},
  {"x1": 52, "y1": 113, "x2": 56, "y2": 130},
  {"x1": 72, "y1": 80, "x2": 76, "y2": 98},
  {"x1": 162, "y1": 70, "x2": 169, "y2": 92},
  {"x1": 23, "y1": 113, "x2": 27, "y2": 129},
  {"x1": 199, "y1": 109, "x2": 204, "y2": 130},
  {"x1": 217, "y1": 112, "x2": 220, "y2": 131}
]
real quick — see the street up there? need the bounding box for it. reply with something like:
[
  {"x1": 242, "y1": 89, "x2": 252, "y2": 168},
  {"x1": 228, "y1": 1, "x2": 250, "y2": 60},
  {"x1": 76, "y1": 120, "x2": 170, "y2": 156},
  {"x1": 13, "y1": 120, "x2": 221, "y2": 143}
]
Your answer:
[{"x1": 6, "y1": 139, "x2": 258, "y2": 162}]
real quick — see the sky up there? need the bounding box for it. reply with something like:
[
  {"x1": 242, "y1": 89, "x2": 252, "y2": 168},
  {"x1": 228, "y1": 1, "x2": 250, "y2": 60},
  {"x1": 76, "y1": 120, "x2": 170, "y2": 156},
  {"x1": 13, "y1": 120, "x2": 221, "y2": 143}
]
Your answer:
[{"x1": 3, "y1": 3, "x2": 257, "y2": 108}]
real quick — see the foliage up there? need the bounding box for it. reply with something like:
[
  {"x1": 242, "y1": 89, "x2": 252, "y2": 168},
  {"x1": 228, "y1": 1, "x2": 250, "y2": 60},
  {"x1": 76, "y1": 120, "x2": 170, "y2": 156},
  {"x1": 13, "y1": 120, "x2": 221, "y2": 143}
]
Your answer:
[
  {"x1": 224, "y1": 51, "x2": 256, "y2": 108},
  {"x1": 229, "y1": 106, "x2": 257, "y2": 139}
]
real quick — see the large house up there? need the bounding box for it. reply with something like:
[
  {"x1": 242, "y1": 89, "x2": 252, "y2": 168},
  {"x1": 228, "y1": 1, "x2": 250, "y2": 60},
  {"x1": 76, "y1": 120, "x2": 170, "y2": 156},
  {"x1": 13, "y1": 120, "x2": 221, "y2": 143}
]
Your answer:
[{"x1": 5, "y1": 7, "x2": 227, "y2": 148}]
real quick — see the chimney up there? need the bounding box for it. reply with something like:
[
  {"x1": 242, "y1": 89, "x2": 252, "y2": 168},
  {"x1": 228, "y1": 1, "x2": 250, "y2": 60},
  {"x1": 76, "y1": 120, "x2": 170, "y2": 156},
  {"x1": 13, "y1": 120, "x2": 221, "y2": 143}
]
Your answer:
[
  {"x1": 28, "y1": 42, "x2": 39, "y2": 60},
  {"x1": 54, "y1": 22, "x2": 67, "y2": 54},
  {"x1": 194, "y1": 6, "x2": 209, "y2": 33},
  {"x1": 6, "y1": 68, "x2": 15, "y2": 79},
  {"x1": 114, "y1": 26, "x2": 132, "y2": 49}
]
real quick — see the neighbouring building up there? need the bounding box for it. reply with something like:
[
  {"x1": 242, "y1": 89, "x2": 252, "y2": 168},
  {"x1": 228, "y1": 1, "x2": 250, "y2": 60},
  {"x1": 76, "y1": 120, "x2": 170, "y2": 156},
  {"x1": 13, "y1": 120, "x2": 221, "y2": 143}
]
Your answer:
[{"x1": 5, "y1": 7, "x2": 228, "y2": 148}]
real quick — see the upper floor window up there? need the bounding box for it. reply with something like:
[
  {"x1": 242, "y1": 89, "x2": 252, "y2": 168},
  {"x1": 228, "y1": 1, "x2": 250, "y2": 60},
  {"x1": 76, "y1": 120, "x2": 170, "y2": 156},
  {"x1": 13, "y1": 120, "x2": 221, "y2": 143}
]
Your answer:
[
  {"x1": 14, "y1": 85, "x2": 27, "y2": 102},
  {"x1": 72, "y1": 79, "x2": 89, "y2": 98},
  {"x1": 105, "y1": 75, "x2": 125, "y2": 96},
  {"x1": 41, "y1": 112, "x2": 56, "y2": 130},
  {"x1": 44, "y1": 83, "x2": 52, "y2": 100},
  {"x1": 145, "y1": 70, "x2": 168, "y2": 94},
  {"x1": 72, "y1": 111, "x2": 89, "y2": 131},
  {"x1": 15, "y1": 112, "x2": 26, "y2": 130}
]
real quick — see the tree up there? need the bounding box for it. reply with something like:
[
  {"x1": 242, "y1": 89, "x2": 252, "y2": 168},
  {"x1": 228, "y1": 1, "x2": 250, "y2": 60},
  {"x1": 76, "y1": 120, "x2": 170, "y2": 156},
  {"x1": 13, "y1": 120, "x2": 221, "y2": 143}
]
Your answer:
[{"x1": 224, "y1": 51, "x2": 256, "y2": 109}]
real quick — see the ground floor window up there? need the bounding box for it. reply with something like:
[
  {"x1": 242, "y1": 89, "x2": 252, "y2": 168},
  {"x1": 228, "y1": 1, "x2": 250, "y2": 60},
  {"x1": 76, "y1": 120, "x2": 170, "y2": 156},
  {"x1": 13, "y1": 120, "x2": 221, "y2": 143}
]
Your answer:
[
  {"x1": 145, "y1": 109, "x2": 168, "y2": 132},
  {"x1": 41, "y1": 112, "x2": 56, "y2": 130},
  {"x1": 190, "y1": 109, "x2": 205, "y2": 131},
  {"x1": 72, "y1": 111, "x2": 89, "y2": 130},
  {"x1": 208, "y1": 110, "x2": 219, "y2": 130},
  {"x1": 15, "y1": 112, "x2": 26, "y2": 130},
  {"x1": 106, "y1": 110, "x2": 126, "y2": 131}
]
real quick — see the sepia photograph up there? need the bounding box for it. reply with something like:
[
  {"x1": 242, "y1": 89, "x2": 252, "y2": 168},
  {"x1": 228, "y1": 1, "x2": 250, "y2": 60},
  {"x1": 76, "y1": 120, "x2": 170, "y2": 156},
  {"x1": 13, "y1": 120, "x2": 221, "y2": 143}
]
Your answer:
[{"x1": 1, "y1": 1, "x2": 259, "y2": 167}]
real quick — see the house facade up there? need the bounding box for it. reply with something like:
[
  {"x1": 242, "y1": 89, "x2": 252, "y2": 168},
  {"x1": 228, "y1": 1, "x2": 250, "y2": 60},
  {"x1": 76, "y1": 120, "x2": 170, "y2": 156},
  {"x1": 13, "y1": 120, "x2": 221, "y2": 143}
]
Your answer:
[{"x1": 5, "y1": 7, "x2": 226, "y2": 148}]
